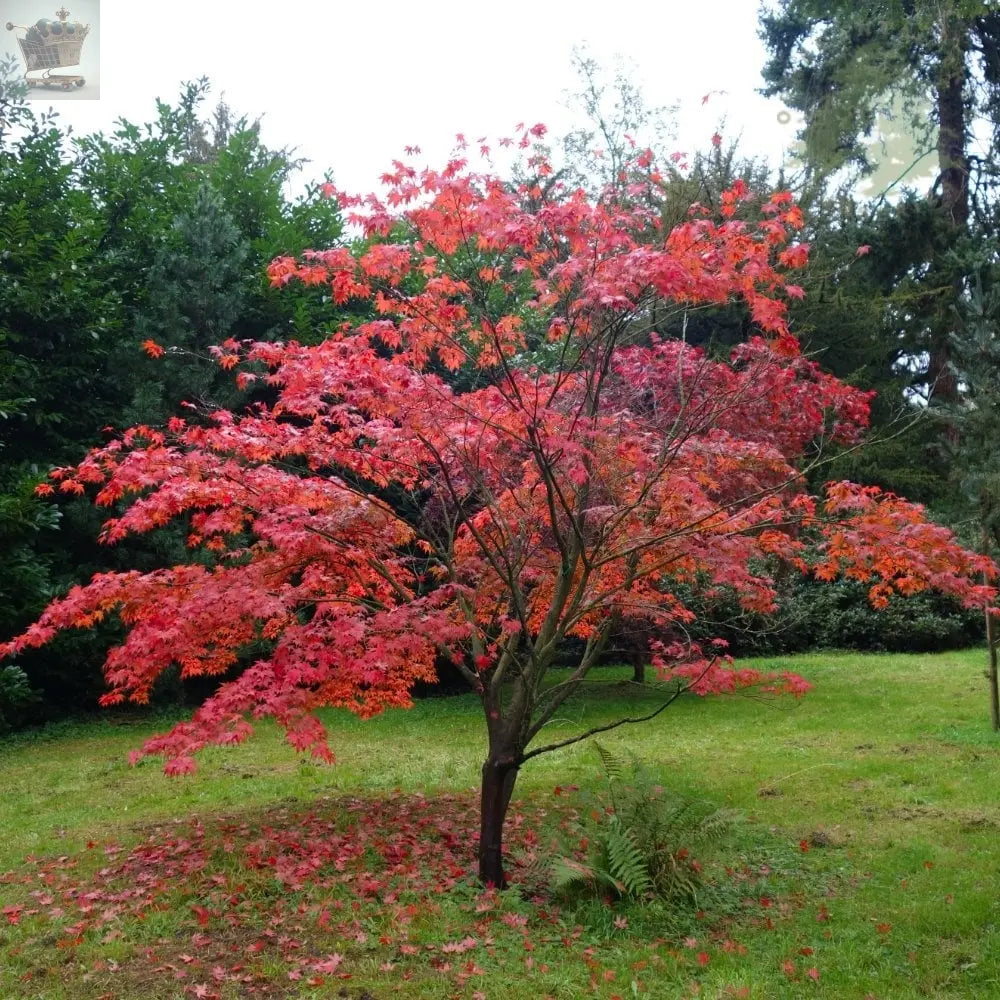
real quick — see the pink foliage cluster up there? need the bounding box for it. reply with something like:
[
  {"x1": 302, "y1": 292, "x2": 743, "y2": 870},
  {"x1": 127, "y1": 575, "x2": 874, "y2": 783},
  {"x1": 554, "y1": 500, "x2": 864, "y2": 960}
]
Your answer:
[{"x1": 4, "y1": 133, "x2": 995, "y2": 775}]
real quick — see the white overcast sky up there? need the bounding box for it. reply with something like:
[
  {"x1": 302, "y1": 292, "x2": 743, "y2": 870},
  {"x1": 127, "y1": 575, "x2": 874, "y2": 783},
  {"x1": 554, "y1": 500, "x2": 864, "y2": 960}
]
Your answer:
[{"x1": 2, "y1": 0, "x2": 806, "y2": 197}]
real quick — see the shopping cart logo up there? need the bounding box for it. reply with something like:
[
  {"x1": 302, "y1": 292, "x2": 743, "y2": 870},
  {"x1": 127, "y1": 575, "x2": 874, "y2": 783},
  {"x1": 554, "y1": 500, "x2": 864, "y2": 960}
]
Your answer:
[{"x1": 4, "y1": 2, "x2": 100, "y2": 99}]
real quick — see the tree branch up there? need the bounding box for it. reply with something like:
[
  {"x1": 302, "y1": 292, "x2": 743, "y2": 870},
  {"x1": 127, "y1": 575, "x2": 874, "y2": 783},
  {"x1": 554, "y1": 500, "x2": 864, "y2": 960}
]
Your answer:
[{"x1": 521, "y1": 682, "x2": 687, "y2": 762}]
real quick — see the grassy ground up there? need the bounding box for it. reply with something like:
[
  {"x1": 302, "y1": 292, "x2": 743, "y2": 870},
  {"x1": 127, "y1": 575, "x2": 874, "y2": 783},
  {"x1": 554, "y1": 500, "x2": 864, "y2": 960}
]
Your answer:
[{"x1": 2, "y1": 649, "x2": 999, "y2": 998}]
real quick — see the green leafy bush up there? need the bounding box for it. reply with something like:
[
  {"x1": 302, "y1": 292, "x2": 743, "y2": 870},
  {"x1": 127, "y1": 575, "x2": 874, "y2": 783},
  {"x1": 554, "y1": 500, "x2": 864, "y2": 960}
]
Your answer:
[
  {"x1": 0, "y1": 664, "x2": 40, "y2": 733},
  {"x1": 788, "y1": 579, "x2": 982, "y2": 653},
  {"x1": 684, "y1": 577, "x2": 983, "y2": 657},
  {"x1": 0, "y1": 69, "x2": 346, "y2": 727}
]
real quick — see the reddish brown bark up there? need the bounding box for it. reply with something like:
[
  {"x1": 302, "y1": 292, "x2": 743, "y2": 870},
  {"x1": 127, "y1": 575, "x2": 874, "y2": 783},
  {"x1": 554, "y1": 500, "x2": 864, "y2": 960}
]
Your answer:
[{"x1": 478, "y1": 751, "x2": 520, "y2": 887}]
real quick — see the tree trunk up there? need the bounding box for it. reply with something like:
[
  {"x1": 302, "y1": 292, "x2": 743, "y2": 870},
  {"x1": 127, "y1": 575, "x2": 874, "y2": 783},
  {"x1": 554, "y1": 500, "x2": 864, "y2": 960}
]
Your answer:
[
  {"x1": 986, "y1": 606, "x2": 999, "y2": 733},
  {"x1": 928, "y1": 14, "x2": 969, "y2": 406},
  {"x1": 935, "y1": 28, "x2": 969, "y2": 233},
  {"x1": 984, "y1": 539, "x2": 999, "y2": 732},
  {"x1": 478, "y1": 751, "x2": 520, "y2": 887},
  {"x1": 623, "y1": 629, "x2": 647, "y2": 684},
  {"x1": 631, "y1": 656, "x2": 646, "y2": 684}
]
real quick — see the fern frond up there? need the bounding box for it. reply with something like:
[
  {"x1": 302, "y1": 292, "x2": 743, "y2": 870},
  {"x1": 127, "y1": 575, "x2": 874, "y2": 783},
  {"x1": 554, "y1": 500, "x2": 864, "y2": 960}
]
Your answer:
[
  {"x1": 698, "y1": 807, "x2": 741, "y2": 841},
  {"x1": 605, "y1": 819, "x2": 653, "y2": 897},
  {"x1": 549, "y1": 747, "x2": 743, "y2": 905},
  {"x1": 659, "y1": 799, "x2": 696, "y2": 833},
  {"x1": 551, "y1": 855, "x2": 625, "y2": 897},
  {"x1": 593, "y1": 740, "x2": 629, "y2": 784},
  {"x1": 550, "y1": 855, "x2": 598, "y2": 894}
]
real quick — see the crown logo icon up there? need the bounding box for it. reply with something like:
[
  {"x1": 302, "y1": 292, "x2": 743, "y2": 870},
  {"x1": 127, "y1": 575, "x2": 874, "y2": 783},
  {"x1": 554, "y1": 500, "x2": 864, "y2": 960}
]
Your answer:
[{"x1": 5, "y1": 8, "x2": 91, "y2": 90}]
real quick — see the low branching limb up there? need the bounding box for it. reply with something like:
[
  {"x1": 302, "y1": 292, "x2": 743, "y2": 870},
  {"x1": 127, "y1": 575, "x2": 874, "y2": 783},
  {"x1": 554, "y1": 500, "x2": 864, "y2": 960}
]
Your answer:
[
  {"x1": 521, "y1": 682, "x2": 687, "y2": 762},
  {"x1": 522, "y1": 654, "x2": 720, "y2": 762}
]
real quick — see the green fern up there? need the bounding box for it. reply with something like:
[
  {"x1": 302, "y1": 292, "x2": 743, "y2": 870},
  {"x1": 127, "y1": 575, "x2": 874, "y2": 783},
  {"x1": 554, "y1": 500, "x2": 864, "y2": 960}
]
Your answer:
[
  {"x1": 549, "y1": 741, "x2": 740, "y2": 904},
  {"x1": 594, "y1": 740, "x2": 629, "y2": 784},
  {"x1": 549, "y1": 854, "x2": 592, "y2": 894},
  {"x1": 604, "y1": 817, "x2": 653, "y2": 897},
  {"x1": 550, "y1": 855, "x2": 625, "y2": 897}
]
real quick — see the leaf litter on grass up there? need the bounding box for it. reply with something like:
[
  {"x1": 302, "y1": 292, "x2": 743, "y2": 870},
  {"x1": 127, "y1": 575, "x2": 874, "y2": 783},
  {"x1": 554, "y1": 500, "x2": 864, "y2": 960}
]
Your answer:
[
  {"x1": 4, "y1": 793, "x2": 489, "y2": 994},
  {"x1": 10, "y1": 653, "x2": 1000, "y2": 997},
  {"x1": 0, "y1": 791, "x2": 630, "y2": 997},
  {"x1": 1, "y1": 787, "x2": 815, "y2": 999}
]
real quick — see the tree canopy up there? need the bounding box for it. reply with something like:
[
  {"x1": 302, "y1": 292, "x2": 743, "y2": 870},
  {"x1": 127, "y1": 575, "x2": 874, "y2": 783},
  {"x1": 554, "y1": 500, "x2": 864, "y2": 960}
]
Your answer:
[
  {"x1": 760, "y1": 0, "x2": 1000, "y2": 407},
  {"x1": 4, "y1": 134, "x2": 993, "y2": 884}
]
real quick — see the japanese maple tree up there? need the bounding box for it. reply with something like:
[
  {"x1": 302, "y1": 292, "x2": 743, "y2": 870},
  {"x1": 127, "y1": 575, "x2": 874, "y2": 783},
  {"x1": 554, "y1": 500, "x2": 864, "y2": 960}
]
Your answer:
[{"x1": 4, "y1": 129, "x2": 995, "y2": 887}]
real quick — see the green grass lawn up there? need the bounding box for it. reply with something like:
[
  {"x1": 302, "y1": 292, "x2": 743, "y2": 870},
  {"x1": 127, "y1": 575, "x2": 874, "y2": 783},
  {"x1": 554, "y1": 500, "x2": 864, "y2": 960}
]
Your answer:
[{"x1": 2, "y1": 649, "x2": 1000, "y2": 998}]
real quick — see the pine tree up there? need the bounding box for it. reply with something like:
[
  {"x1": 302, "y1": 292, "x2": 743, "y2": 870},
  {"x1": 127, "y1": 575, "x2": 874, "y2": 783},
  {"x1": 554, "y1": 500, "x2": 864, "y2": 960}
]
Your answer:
[
  {"x1": 128, "y1": 182, "x2": 250, "y2": 424},
  {"x1": 760, "y1": 1, "x2": 1000, "y2": 406}
]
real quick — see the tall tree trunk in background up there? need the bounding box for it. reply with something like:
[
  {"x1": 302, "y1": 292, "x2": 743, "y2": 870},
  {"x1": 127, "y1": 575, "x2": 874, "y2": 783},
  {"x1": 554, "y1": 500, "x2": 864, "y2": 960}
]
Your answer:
[
  {"x1": 984, "y1": 526, "x2": 999, "y2": 733},
  {"x1": 985, "y1": 603, "x2": 999, "y2": 733},
  {"x1": 929, "y1": 13, "x2": 970, "y2": 406},
  {"x1": 628, "y1": 632, "x2": 647, "y2": 684}
]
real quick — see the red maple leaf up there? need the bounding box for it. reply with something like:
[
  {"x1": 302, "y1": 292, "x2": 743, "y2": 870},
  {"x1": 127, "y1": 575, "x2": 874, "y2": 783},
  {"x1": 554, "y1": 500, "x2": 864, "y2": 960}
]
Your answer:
[{"x1": 312, "y1": 954, "x2": 344, "y2": 973}]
